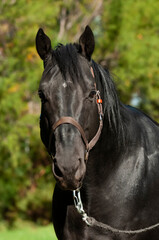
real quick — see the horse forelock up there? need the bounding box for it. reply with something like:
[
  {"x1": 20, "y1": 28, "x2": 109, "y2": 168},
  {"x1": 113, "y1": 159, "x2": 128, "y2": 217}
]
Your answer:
[{"x1": 52, "y1": 43, "x2": 83, "y2": 81}]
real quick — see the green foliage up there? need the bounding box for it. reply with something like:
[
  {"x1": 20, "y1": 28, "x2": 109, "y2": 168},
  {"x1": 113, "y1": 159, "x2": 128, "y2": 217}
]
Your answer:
[
  {"x1": 0, "y1": 0, "x2": 57, "y2": 227},
  {"x1": 95, "y1": 0, "x2": 159, "y2": 120},
  {"x1": 0, "y1": 0, "x2": 158, "y2": 229}
]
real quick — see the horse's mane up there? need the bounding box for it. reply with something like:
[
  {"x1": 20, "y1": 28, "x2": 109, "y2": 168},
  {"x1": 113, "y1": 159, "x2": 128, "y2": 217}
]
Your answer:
[{"x1": 52, "y1": 43, "x2": 126, "y2": 148}]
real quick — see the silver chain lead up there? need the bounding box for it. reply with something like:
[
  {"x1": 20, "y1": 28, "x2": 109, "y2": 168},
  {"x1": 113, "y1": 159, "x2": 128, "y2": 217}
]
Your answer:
[
  {"x1": 73, "y1": 190, "x2": 92, "y2": 226},
  {"x1": 73, "y1": 190, "x2": 159, "y2": 235}
]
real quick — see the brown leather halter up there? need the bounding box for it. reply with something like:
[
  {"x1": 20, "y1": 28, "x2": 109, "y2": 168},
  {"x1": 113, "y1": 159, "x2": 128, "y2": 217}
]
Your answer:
[{"x1": 50, "y1": 68, "x2": 103, "y2": 161}]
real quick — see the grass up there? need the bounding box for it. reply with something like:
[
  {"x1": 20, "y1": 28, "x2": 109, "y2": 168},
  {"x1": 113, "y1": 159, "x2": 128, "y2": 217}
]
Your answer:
[{"x1": 0, "y1": 224, "x2": 57, "y2": 240}]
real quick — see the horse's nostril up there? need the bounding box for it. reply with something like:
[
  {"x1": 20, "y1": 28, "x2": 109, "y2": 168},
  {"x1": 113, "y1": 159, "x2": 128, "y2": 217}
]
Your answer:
[{"x1": 53, "y1": 163, "x2": 63, "y2": 178}]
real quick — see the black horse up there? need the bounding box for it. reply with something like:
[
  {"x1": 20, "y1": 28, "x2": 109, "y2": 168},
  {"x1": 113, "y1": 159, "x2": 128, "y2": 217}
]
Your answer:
[{"x1": 36, "y1": 26, "x2": 159, "y2": 240}]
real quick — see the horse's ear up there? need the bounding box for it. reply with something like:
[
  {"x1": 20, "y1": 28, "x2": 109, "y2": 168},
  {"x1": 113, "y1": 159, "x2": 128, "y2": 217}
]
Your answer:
[
  {"x1": 79, "y1": 26, "x2": 95, "y2": 60},
  {"x1": 36, "y1": 28, "x2": 51, "y2": 60}
]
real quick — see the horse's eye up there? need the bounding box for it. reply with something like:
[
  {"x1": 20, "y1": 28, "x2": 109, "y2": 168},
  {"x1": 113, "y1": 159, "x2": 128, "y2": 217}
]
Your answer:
[
  {"x1": 38, "y1": 90, "x2": 47, "y2": 104},
  {"x1": 89, "y1": 90, "x2": 96, "y2": 99}
]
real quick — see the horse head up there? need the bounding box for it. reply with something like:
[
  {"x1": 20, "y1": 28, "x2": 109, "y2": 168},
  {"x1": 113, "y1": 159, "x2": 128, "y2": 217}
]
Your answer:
[{"x1": 36, "y1": 26, "x2": 102, "y2": 190}]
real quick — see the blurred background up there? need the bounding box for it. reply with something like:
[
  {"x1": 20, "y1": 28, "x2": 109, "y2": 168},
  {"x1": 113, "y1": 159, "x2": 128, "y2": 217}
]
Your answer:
[{"x1": 0, "y1": 0, "x2": 159, "y2": 239}]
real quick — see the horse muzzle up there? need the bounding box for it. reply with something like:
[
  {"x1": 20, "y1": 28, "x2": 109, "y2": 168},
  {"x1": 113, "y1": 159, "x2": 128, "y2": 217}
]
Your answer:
[{"x1": 52, "y1": 156, "x2": 86, "y2": 191}]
